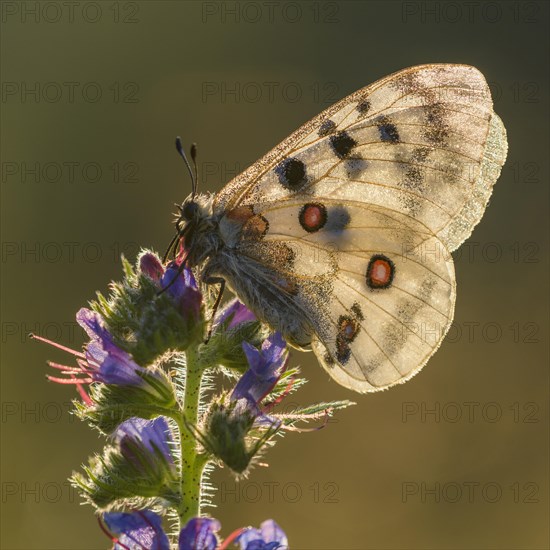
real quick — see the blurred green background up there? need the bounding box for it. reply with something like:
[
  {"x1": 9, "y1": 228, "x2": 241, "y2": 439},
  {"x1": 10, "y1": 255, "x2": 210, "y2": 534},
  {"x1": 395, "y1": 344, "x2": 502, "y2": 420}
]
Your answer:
[{"x1": 1, "y1": 1, "x2": 548, "y2": 548}]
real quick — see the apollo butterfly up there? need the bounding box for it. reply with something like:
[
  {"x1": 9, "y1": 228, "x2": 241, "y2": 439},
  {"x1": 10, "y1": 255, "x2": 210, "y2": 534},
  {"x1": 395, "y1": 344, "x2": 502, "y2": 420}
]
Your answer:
[{"x1": 169, "y1": 64, "x2": 508, "y2": 393}]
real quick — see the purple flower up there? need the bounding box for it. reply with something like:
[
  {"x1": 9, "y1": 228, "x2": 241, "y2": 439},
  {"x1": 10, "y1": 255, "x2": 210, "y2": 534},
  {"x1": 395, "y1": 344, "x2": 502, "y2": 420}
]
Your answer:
[
  {"x1": 33, "y1": 308, "x2": 169, "y2": 404},
  {"x1": 115, "y1": 417, "x2": 175, "y2": 472},
  {"x1": 161, "y1": 261, "x2": 202, "y2": 320},
  {"x1": 77, "y1": 308, "x2": 154, "y2": 386},
  {"x1": 102, "y1": 512, "x2": 221, "y2": 550},
  {"x1": 76, "y1": 416, "x2": 177, "y2": 506},
  {"x1": 215, "y1": 298, "x2": 256, "y2": 329},
  {"x1": 102, "y1": 510, "x2": 170, "y2": 550},
  {"x1": 179, "y1": 517, "x2": 220, "y2": 550},
  {"x1": 103, "y1": 513, "x2": 287, "y2": 550},
  {"x1": 237, "y1": 520, "x2": 288, "y2": 550},
  {"x1": 140, "y1": 253, "x2": 165, "y2": 281},
  {"x1": 140, "y1": 252, "x2": 203, "y2": 322},
  {"x1": 231, "y1": 333, "x2": 288, "y2": 413},
  {"x1": 208, "y1": 298, "x2": 263, "y2": 372}
]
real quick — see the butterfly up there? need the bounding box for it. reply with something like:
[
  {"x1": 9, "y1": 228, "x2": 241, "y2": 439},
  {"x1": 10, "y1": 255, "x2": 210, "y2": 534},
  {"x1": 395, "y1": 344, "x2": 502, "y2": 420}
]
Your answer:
[{"x1": 170, "y1": 64, "x2": 508, "y2": 393}]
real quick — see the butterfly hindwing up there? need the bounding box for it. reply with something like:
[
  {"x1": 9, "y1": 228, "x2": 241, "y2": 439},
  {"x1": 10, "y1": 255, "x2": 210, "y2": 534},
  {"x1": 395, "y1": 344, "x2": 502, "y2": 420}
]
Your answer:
[{"x1": 217, "y1": 200, "x2": 455, "y2": 392}]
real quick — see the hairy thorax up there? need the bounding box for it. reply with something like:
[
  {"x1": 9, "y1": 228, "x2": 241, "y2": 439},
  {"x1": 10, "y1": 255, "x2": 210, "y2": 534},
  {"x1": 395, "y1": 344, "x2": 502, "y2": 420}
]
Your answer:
[{"x1": 188, "y1": 197, "x2": 314, "y2": 350}]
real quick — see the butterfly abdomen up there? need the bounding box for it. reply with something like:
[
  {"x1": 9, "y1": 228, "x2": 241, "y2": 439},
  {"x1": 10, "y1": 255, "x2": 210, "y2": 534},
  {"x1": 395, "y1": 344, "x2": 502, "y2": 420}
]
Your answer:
[{"x1": 207, "y1": 248, "x2": 314, "y2": 350}]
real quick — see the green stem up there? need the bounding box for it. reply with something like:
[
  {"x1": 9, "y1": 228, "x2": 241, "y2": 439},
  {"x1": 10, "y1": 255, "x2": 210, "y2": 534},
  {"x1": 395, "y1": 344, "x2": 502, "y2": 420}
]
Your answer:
[{"x1": 177, "y1": 346, "x2": 206, "y2": 526}]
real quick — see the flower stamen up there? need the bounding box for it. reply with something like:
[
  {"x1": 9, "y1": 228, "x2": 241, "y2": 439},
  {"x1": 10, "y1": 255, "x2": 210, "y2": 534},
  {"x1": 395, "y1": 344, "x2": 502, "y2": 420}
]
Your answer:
[
  {"x1": 97, "y1": 517, "x2": 133, "y2": 550},
  {"x1": 218, "y1": 527, "x2": 246, "y2": 550},
  {"x1": 30, "y1": 333, "x2": 85, "y2": 358}
]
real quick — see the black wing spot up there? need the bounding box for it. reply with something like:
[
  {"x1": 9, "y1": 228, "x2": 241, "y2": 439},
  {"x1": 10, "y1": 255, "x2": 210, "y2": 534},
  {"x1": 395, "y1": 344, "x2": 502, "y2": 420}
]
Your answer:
[
  {"x1": 318, "y1": 119, "x2": 337, "y2": 137},
  {"x1": 329, "y1": 131, "x2": 357, "y2": 159},
  {"x1": 350, "y1": 302, "x2": 365, "y2": 321},
  {"x1": 325, "y1": 205, "x2": 351, "y2": 233},
  {"x1": 377, "y1": 116, "x2": 400, "y2": 143},
  {"x1": 275, "y1": 158, "x2": 307, "y2": 190},
  {"x1": 336, "y1": 315, "x2": 360, "y2": 364},
  {"x1": 356, "y1": 100, "x2": 371, "y2": 117},
  {"x1": 344, "y1": 156, "x2": 369, "y2": 178}
]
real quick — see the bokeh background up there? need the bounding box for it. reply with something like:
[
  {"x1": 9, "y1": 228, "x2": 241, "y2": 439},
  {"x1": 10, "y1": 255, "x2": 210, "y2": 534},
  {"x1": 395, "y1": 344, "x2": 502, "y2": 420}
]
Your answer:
[{"x1": 1, "y1": 1, "x2": 548, "y2": 548}]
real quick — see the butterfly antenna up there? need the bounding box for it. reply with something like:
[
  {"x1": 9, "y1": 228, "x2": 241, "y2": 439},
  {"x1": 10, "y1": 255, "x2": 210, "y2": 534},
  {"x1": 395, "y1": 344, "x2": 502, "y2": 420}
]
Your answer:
[
  {"x1": 162, "y1": 231, "x2": 179, "y2": 263},
  {"x1": 175, "y1": 136, "x2": 197, "y2": 199},
  {"x1": 190, "y1": 142, "x2": 198, "y2": 197}
]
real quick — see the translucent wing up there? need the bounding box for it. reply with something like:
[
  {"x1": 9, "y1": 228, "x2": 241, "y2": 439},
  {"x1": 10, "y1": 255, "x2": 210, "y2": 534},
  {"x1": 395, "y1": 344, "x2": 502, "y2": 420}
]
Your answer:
[
  {"x1": 219, "y1": 200, "x2": 455, "y2": 392},
  {"x1": 214, "y1": 64, "x2": 507, "y2": 252},
  {"x1": 211, "y1": 64, "x2": 507, "y2": 392}
]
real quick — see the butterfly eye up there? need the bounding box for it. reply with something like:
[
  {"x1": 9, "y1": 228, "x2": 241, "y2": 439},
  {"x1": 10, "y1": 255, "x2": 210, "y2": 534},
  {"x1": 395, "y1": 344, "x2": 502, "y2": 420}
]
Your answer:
[{"x1": 182, "y1": 201, "x2": 199, "y2": 221}]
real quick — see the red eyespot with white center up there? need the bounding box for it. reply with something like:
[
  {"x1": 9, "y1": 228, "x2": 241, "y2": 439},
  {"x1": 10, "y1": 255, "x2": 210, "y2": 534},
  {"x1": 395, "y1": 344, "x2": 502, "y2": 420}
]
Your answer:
[
  {"x1": 298, "y1": 203, "x2": 327, "y2": 233},
  {"x1": 366, "y1": 254, "x2": 395, "y2": 289}
]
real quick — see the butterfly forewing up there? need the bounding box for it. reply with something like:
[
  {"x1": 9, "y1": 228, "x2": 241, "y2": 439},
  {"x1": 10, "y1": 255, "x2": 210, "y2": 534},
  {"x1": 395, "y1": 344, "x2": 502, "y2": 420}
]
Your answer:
[{"x1": 215, "y1": 64, "x2": 507, "y2": 251}]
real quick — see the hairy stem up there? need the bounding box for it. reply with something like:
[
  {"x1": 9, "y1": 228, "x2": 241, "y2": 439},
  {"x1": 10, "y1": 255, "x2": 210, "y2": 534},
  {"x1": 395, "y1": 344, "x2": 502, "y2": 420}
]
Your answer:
[{"x1": 177, "y1": 347, "x2": 205, "y2": 526}]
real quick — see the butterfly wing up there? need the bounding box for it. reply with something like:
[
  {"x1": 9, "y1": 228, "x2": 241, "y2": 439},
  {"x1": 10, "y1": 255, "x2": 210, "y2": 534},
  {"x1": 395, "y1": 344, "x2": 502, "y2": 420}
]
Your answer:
[
  {"x1": 212, "y1": 64, "x2": 507, "y2": 392},
  {"x1": 215, "y1": 64, "x2": 507, "y2": 252}
]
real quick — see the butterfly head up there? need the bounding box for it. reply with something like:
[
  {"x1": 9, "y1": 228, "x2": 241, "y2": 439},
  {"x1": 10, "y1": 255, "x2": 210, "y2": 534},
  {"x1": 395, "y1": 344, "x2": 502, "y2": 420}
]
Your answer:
[
  {"x1": 179, "y1": 196, "x2": 201, "y2": 225},
  {"x1": 164, "y1": 137, "x2": 219, "y2": 265},
  {"x1": 170, "y1": 193, "x2": 219, "y2": 266}
]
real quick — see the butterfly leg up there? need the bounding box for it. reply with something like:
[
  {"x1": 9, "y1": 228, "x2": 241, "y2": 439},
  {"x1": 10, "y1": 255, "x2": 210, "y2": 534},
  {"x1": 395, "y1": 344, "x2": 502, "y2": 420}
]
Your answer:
[{"x1": 203, "y1": 276, "x2": 226, "y2": 344}]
